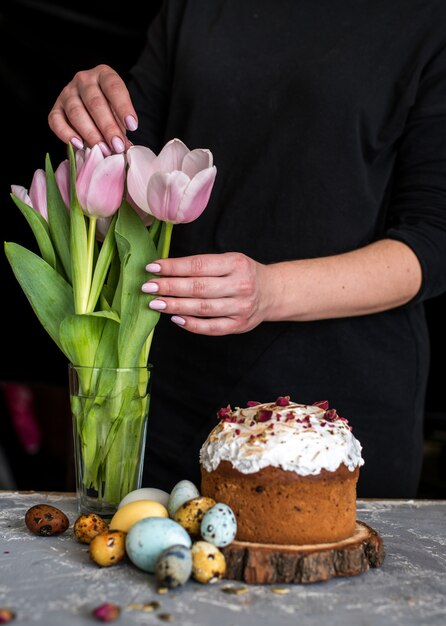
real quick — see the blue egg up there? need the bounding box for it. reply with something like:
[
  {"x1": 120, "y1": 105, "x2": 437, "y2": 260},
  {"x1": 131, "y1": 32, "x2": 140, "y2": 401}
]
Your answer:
[
  {"x1": 167, "y1": 480, "x2": 200, "y2": 518},
  {"x1": 155, "y1": 544, "x2": 193, "y2": 588},
  {"x1": 126, "y1": 517, "x2": 192, "y2": 573},
  {"x1": 200, "y1": 503, "x2": 237, "y2": 547}
]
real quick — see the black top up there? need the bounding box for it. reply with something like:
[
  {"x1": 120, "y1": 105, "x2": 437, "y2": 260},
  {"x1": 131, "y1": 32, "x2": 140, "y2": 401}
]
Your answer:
[{"x1": 128, "y1": 0, "x2": 446, "y2": 497}]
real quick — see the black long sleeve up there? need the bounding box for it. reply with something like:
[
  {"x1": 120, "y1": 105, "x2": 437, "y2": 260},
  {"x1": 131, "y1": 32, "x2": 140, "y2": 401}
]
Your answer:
[{"x1": 127, "y1": 0, "x2": 446, "y2": 497}]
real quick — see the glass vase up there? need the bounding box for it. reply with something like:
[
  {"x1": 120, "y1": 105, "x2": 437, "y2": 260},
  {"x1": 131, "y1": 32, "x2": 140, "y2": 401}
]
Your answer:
[{"x1": 68, "y1": 363, "x2": 153, "y2": 517}]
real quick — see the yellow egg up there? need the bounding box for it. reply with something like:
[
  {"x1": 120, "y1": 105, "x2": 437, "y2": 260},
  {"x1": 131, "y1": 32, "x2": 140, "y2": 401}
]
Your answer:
[
  {"x1": 191, "y1": 540, "x2": 226, "y2": 583},
  {"x1": 173, "y1": 496, "x2": 216, "y2": 536},
  {"x1": 109, "y1": 500, "x2": 168, "y2": 532}
]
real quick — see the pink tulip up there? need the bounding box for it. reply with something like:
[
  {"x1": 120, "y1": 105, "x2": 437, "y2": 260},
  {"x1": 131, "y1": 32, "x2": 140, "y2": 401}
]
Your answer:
[
  {"x1": 127, "y1": 138, "x2": 217, "y2": 224},
  {"x1": 11, "y1": 168, "x2": 48, "y2": 220},
  {"x1": 76, "y1": 144, "x2": 126, "y2": 218},
  {"x1": 55, "y1": 159, "x2": 70, "y2": 208}
]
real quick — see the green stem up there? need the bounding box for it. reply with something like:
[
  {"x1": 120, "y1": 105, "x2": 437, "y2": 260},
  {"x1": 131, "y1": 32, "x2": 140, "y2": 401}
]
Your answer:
[
  {"x1": 158, "y1": 221, "x2": 174, "y2": 260},
  {"x1": 83, "y1": 217, "x2": 97, "y2": 312},
  {"x1": 86, "y1": 214, "x2": 117, "y2": 312}
]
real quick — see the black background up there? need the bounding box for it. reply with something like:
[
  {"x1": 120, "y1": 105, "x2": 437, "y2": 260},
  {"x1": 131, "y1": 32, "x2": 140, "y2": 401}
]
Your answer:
[{"x1": 0, "y1": 1, "x2": 443, "y2": 493}]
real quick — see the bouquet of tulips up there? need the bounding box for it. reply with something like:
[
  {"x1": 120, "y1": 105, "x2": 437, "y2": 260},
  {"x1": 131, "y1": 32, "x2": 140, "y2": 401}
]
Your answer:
[{"x1": 5, "y1": 138, "x2": 216, "y2": 512}]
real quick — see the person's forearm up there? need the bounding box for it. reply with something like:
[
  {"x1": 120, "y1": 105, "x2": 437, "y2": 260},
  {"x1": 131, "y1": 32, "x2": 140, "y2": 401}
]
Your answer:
[{"x1": 263, "y1": 239, "x2": 423, "y2": 322}]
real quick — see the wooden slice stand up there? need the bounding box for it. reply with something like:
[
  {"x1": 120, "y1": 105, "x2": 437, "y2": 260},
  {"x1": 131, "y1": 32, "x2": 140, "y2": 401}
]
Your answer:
[{"x1": 222, "y1": 521, "x2": 384, "y2": 584}]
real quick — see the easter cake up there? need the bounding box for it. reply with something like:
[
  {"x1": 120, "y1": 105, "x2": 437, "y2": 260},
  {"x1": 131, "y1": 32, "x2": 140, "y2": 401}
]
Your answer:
[{"x1": 199, "y1": 397, "x2": 364, "y2": 545}]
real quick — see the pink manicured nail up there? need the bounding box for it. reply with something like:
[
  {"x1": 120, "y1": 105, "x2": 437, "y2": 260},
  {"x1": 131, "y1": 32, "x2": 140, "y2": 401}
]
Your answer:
[
  {"x1": 171, "y1": 316, "x2": 186, "y2": 326},
  {"x1": 98, "y1": 141, "x2": 112, "y2": 156},
  {"x1": 111, "y1": 136, "x2": 125, "y2": 153},
  {"x1": 71, "y1": 137, "x2": 84, "y2": 150},
  {"x1": 146, "y1": 263, "x2": 161, "y2": 273},
  {"x1": 125, "y1": 115, "x2": 138, "y2": 131},
  {"x1": 141, "y1": 282, "x2": 159, "y2": 293},
  {"x1": 149, "y1": 299, "x2": 166, "y2": 310}
]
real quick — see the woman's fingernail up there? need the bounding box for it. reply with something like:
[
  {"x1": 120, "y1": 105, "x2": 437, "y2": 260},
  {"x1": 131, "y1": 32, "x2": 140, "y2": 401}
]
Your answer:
[
  {"x1": 146, "y1": 263, "x2": 161, "y2": 273},
  {"x1": 149, "y1": 299, "x2": 167, "y2": 310},
  {"x1": 71, "y1": 137, "x2": 84, "y2": 150},
  {"x1": 125, "y1": 115, "x2": 138, "y2": 131},
  {"x1": 171, "y1": 316, "x2": 186, "y2": 326},
  {"x1": 111, "y1": 136, "x2": 125, "y2": 153},
  {"x1": 98, "y1": 141, "x2": 112, "y2": 156},
  {"x1": 141, "y1": 282, "x2": 159, "y2": 293}
]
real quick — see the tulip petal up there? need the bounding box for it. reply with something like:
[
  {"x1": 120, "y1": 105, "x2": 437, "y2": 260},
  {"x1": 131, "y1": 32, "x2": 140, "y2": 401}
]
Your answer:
[
  {"x1": 55, "y1": 159, "x2": 70, "y2": 208},
  {"x1": 11, "y1": 185, "x2": 32, "y2": 207},
  {"x1": 154, "y1": 138, "x2": 189, "y2": 172},
  {"x1": 178, "y1": 166, "x2": 217, "y2": 223},
  {"x1": 146, "y1": 171, "x2": 190, "y2": 222},
  {"x1": 29, "y1": 169, "x2": 48, "y2": 220},
  {"x1": 85, "y1": 154, "x2": 126, "y2": 217},
  {"x1": 182, "y1": 149, "x2": 213, "y2": 178},
  {"x1": 126, "y1": 145, "x2": 158, "y2": 214},
  {"x1": 76, "y1": 144, "x2": 104, "y2": 209}
]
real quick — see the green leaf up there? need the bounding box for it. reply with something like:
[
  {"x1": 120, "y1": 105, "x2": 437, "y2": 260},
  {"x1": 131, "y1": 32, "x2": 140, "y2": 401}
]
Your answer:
[
  {"x1": 4, "y1": 242, "x2": 74, "y2": 355},
  {"x1": 92, "y1": 315, "x2": 120, "y2": 368},
  {"x1": 114, "y1": 202, "x2": 160, "y2": 367},
  {"x1": 10, "y1": 193, "x2": 57, "y2": 270},
  {"x1": 60, "y1": 311, "x2": 119, "y2": 367},
  {"x1": 45, "y1": 153, "x2": 72, "y2": 281}
]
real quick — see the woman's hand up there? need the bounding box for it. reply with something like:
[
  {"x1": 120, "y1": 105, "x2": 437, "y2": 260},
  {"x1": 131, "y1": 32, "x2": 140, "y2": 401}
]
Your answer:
[
  {"x1": 48, "y1": 64, "x2": 137, "y2": 155},
  {"x1": 142, "y1": 252, "x2": 273, "y2": 336}
]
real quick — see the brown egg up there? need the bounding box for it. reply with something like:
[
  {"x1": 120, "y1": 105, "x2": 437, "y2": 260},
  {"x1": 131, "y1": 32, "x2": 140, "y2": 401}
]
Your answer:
[
  {"x1": 173, "y1": 497, "x2": 216, "y2": 536},
  {"x1": 73, "y1": 513, "x2": 109, "y2": 544},
  {"x1": 25, "y1": 504, "x2": 69, "y2": 536},
  {"x1": 89, "y1": 530, "x2": 127, "y2": 567}
]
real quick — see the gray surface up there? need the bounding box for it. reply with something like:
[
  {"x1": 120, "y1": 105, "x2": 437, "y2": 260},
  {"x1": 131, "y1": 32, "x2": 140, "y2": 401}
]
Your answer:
[{"x1": 0, "y1": 492, "x2": 445, "y2": 625}]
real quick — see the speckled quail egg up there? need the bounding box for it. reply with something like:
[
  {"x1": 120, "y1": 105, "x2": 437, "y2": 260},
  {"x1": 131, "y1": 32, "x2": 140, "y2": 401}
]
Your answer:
[
  {"x1": 73, "y1": 513, "x2": 109, "y2": 544},
  {"x1": 25, "y1": 504, "x2": 69, "y2": 536},
  {"x1": 89, "y1": 529, "x2": 127, "y2": 567},
  {"x1": 118, "y1": 487, "x2": 170, "y2": 509},
  {"x1": 191, "y1": 540, "x2": 226, "y2": 584},
  {"x1": 167, "y1": 480, "x2": 200, "y2": 517},
  {"x1": 155, "y1": 544, "x2": 193, "y2": 588},
  {"x1": 174, "y1": 496, "x2": 217, "y2": 537},
  {"x1": 200, "y1": 503, "x2": 237, "y2": 547},
  {"x1": 109, "y1": 499, "x2": 168, "y2": 532},
  {"x1": 126, "y1": 517, "x2": 192, "y2": 573}
]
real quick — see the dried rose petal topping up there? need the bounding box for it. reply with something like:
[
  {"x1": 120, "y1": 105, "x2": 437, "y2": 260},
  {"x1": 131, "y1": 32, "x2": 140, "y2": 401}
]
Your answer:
[
  {"x1": 275, "y1": 396, "x2": 290, "y2": 406},
  {"x1": 217, "y1": 405, "x2": 232, "y2": 420},
  {"x1": 93, "y1": 603, "x2": 121, "y2": 622},
  {"x1": 247, "y1": 400, "x2": 261, "y2": 407},
  {"x1": 313, "y1": 400, "x2": 329, "y2": 410},
  {"x1": 324, "y1": 409, "x2": 338, "y2": 422},
  {"x1": 256, "y1": 409, "x2": 273, "y2": 422}
]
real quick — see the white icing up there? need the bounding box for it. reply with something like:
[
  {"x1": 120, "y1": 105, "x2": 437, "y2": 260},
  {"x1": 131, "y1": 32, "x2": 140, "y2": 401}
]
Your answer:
[{"x1": 199, "y1": 400, "x2": 364, "y2": 476}]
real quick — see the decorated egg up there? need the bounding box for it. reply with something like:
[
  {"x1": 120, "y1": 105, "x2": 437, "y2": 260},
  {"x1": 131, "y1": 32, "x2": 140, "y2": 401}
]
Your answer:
[
  {"x1": 200, "y1": 503, "x2": 237, "y2": 547},
  {"x1": 155, "y1": 544, "x2": 193, "y2": 588},
  {"x1": 191, "y1": 540, "x2": 226, "y2": 584},
  {"x1": 25, "y1": 504, "x2": 69, "y2": 537},
  {"x1": 167, "y1": 480, "x2": 200, "y2": 518},
  {"x1": 126, "y1": 517, "x2": 192, "y2": 573},
  {"x1": 89, "y1": 530, "x2": 127, "y2": 567},
  {"x1": 109, "y1": 500, "x2": 168, "y2": 533},
  {"x1": 73, "y1": 513, "x2": 109, "y2": 544},
  {"x1": 118, "y1": 487, "x2": 169, "y2": 509},
  {"x1": 174, "y1": 496, "x2": 216, "y2": 536}
]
